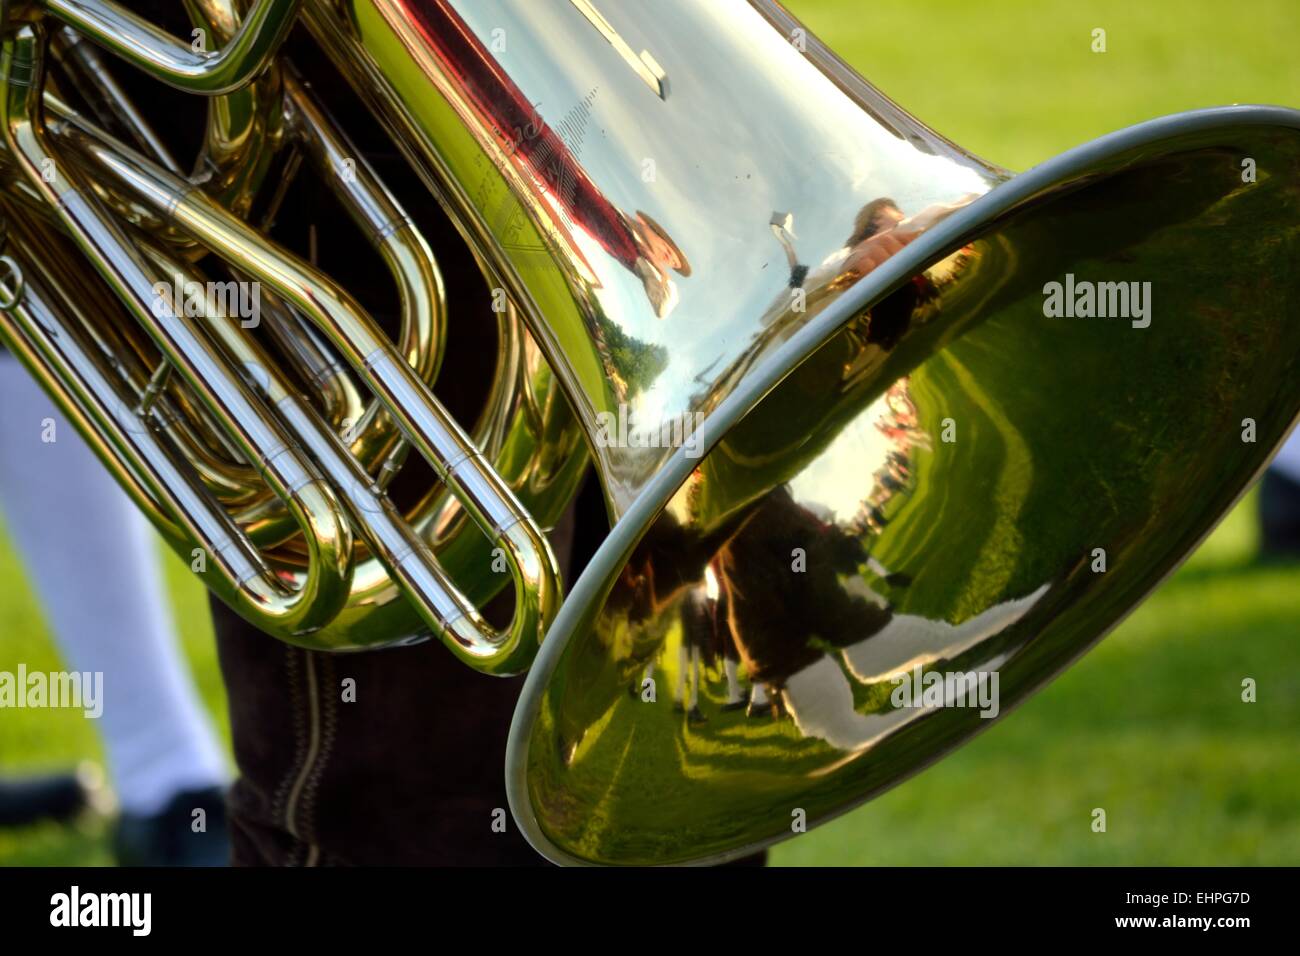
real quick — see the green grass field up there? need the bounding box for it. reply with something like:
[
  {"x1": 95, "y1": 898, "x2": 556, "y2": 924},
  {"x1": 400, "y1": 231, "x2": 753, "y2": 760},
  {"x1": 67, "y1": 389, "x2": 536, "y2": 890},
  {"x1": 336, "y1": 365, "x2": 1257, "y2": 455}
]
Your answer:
[{"x1": 1, "y1": 0, "x2": 1297, "y2": 865}]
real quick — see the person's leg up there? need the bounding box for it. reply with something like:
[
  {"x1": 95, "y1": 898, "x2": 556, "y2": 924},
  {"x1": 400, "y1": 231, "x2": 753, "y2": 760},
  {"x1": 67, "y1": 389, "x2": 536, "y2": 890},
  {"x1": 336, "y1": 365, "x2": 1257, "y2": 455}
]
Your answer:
[
  {"x1": 673, "y1": 643, "x2": 689, "y2": 709},
  {"x1": 0, "y1": 357, "x2": 227, "y2": 818},
  {"x1": 686, "y1": 645, "x2": 705, "y2": 722},
  {"x1": 210, "y1": 588, "x2": 555, "y2": 866},
  {"x1": 722, "y1": 657, "x2": 743, "y2": 706}
]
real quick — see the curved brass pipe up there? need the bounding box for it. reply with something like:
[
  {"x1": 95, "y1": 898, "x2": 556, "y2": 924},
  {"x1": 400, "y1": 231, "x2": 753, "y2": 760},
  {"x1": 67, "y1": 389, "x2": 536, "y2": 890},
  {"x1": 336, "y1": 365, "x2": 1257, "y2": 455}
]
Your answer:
[
  {"x1": 252, "y1": 283, "x2": 365, "y2": 435},
  {"x1": 1, "y1": 23, "x2": 354, "y2": 637},
  {"x1": 38, "y1": 0, "x2": 300, "y2": 95},
  {"x1": 42, "y1": 53, "x2": 446, "y2": 488},
  {"x1": 142, "y1": 243, "x2": 553, "y2": 656},
  {"x1": 0, "y1": 220, "x2": 184, "y2": 537},
  {"x1": 35, "y1": 88, "x2": 427, "y2": 524},
  {"x1": 0, "y1": 127, "x2": 268, "y2": 503},
  {"x1": 183, "y1": 0, "x2": 286, "y2": 221},
  {"x1": 38, "y1": 82, "x2": 579, "y2": 591},
  {"x1": 1, "y1": 218, "x2": 351, "y2": 637},
  {"x1": 51, "y1": 26, "x2": 179, "y2": 172},
  {"x1": 39, "y1": 68, "x2": 562, "y2": 673},
  {"x1": 282, "y1": 69, "x2": 446, "y2": 474},
  {"x1": 11, "y1": 7, "x2": 586, "y2": 657},
  {"x1": 57, "y1": 254, "x2": 266, "y2": 506},
  {"x1": 46, "y1": 1, "x2": 282, "y2": 241},
  {"x1": 40, "y1": 0, "x2": 558, "y2": 555},
  {"x1": 2, "y1": 230, "x2": 256, "y2": 600}
]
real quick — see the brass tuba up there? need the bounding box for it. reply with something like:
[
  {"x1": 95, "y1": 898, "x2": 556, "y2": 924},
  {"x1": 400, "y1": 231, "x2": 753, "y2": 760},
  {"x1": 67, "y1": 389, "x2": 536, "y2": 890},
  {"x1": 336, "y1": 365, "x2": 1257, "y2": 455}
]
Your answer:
[{"x1": 0, "y1": 0, "x2": 1297, "y2": 865}]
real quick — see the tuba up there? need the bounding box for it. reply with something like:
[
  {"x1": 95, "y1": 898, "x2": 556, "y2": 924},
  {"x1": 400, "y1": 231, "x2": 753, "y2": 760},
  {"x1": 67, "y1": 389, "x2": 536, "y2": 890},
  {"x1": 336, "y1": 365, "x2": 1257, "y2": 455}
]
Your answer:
[{"x1": 0, "y1": 0, "x2": 1297, "y2": 865}]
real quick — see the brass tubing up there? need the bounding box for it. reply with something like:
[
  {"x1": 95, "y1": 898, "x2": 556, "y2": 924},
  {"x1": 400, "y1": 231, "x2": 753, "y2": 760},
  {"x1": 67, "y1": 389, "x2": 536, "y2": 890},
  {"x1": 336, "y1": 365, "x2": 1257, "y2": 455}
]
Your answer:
[
  {"x1": 140, "y1": 246, "x2": 337, "y2": 551},
  {"x1": 22, "y1": 91, "x2": 353, "y2": 537},
  {"x1": 25, "y1": 92, "x2": 282, "y2": 506},
  {"x1": 42, "y1": 44, "x2": 472, "y2": 506},
  {"x1": 150, "y1": 244, "x2": 536, "y2": 662},
  {"x1": 51, "y1": 26, "x2": 180, "y2": 173},
  {"x1": 284, "y1": 69, "x2": 446, "y2": 469},
  {"x1": 39, "y1": 0, "x2": 301, "y2": 95},
  {"x1": 0, "y1": 230, "x2": 329, "y2": 631},
  {"x1": 44, "y1": 62, "x2": 561, "y2": 671},
  {"x1": 251, "y1": 283, "x2": 365, "y2": 433},
  {"x1": 0, "y1": 176, "x2": 265, "y2": 503},
  {"x1": 33, "y1": 91, "x2": 194, "y2": 246},
  {"x1": 1, "y1": 24, "x2": 353, "y2": 637},
  {"x1": 19, "y1": 211, "x2": 264, "y2": 504},
  {"x1": 41, "y1": 51, "x2": 444, "y2": 486},
  {"x1": 182, "y1": 0, "x2": 287, "y2": 220},
  {"x1": 40, "y1": 83, "x2": 544, "y2": 571}
]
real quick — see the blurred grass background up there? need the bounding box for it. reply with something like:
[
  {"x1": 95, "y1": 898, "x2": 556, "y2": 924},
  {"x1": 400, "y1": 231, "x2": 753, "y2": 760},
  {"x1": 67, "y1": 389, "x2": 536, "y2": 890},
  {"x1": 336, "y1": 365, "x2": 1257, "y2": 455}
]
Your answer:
[{"x1": 1, "y1": 0, "x2": 1297, "y2": 865}]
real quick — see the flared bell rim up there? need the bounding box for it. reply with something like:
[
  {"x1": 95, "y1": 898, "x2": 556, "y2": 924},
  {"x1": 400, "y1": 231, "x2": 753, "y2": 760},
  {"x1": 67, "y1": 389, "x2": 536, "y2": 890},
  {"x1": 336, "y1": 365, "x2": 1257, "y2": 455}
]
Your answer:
[{"x1": 505, "y1": 103, "x2": 1300, "y2": 866}]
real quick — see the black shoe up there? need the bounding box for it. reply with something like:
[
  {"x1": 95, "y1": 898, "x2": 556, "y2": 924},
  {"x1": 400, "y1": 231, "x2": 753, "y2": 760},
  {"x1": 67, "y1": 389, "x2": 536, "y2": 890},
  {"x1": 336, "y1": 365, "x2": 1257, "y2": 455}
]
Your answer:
[
  {"x1": 113, "y1": 786, "x2": 231, "y2": 867},
  {"x1": 687, "y1": 706, "x2": 707, "y2": 725},
  {"x1": 721, "y1": 699, "x2": 748, "y2": 712},
  {"x1": 1260, "y1": 469, "x2": 1300, "y2": 558},
  {"x1": 0, "y1": 772, "x2": 89, "y2": 828}
]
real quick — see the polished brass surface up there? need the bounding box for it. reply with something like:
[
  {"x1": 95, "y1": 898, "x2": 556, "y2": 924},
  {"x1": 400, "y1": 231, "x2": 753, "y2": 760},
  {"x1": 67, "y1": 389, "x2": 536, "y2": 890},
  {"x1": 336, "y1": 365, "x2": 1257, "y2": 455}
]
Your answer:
[
  {"x1": 0, "y1": 8, "x2": 586, "y2": 669},
  {"x1": 1, "y1": 0, "x2": 1297, "y2": 864},
  {"x1": 4, "y1": 24, "x2": 357, "y2": 636},
  {"x1": 303, "y1": 0, "x2": 1003, "y2": 515},
  {"x1": 312, "y1": 0, "x2": 1290, "y2": 863},
  {"x1": 516, "y1": 121, "x2": 1300, "y2": 862},
  {"x1": 38, "y1": 0, "x2": 300, "y2": 94}
]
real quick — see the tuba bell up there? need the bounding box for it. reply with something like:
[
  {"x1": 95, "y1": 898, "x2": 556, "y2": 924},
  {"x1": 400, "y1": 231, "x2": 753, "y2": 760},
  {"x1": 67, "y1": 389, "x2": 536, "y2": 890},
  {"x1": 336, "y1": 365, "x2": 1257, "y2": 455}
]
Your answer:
[{"x1": 0, "y1": 0, "x2": 1297, "y2": 865}]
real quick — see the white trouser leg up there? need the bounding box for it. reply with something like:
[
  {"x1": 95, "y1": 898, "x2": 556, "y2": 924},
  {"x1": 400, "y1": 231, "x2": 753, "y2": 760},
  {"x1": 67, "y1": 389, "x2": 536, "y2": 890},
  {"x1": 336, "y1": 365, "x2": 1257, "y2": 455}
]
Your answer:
[
  {"x1": 723, "y1": 658, "x2": 742, "y2": 703},
  {"x1": 674, "y1": 643, "x2": 688, "y2": 703},
  {"x1": 0, "y1": 357, "x2": 227, "y2": 814},
  {"x1": 687, "y1": 646, "x2": 701, "y2": 710}
]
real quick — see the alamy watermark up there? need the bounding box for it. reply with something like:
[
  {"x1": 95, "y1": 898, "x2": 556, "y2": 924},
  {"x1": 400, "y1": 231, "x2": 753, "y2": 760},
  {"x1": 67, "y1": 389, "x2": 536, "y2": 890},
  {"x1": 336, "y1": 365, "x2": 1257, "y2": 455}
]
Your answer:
[
  {"x1": 150, "y1": 275, "x2": 261, "y2": 328},
  {"x1": 1042, "y1": 273, "x2": 1150, "y2": 329},
  {"x1": 593, "y1": 405, "x2": 705, "y2": 458},
  {"x1": 50, "y1": 886, "x2": 150, "y2": 936},
  {"x1": 0, "y1": 665, "x2": 103, "y2": 718},
  {"x1": 890, "y1": 666, "x2": 999, "y2": 719}
]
